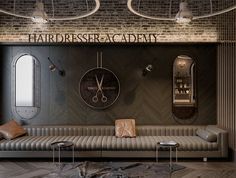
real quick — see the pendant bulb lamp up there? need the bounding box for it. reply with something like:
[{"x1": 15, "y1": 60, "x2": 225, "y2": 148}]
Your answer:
[
  {"x1": 32, "y1": 0, "x2": 48, "y2": 23},
  {"x1": 175, "y1": 0, "x2": 193, "y2": 24}
]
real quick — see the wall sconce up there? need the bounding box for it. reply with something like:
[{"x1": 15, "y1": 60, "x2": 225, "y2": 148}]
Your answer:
[
  {"x1": 142, "y1": 64, "x2": 153, "y2": 76},
  {"x1": 47, "y1": 57, "x2": 65, "y2": 76}
]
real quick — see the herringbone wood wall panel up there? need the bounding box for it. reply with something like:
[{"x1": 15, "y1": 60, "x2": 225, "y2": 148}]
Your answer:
[{"x1": 0, "y1": 44, "x2": 217, "y2": 125}]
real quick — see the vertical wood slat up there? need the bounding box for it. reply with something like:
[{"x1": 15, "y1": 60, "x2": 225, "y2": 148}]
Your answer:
[
  {"x1": 233, "y1": 7, "x2": 235, "y2": 151},
  {"x1": 218, "y1": 43, "x2": 236, "y2": 152},
  {"x1": 217, "y1": 0, "x2": 236, "y2": 155}
]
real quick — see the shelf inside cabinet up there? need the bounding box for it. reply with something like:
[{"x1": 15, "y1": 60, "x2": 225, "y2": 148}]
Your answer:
[{"x1": 172, "y1": 55, "x2": 197, "y2": 119}]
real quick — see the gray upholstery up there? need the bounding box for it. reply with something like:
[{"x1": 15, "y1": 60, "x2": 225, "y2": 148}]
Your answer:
[
  {"x1": 0, "y1": 125, "x2": 228, "y2": 158},
  {"x1": 101, "y1": 136, "x2": 218, "y2": 151},
  {"x1": 25, "y1": 126, "x2": 84, "y2": 136},
  {"x1": 0, "y1": 136, "x2": 102, "y2": 151},
  {"x1": 0, "y1": 135, "x2": 218, "y2": 151},
  {"x1": 196, "y1": 129, "x2": 217, "y2": 142},
  {"x1": 25, "y1": 125, "x2": 205, "y2": 136}
]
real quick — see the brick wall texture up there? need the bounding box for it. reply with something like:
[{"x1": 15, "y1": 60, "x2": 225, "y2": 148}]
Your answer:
[{"x1": 0, "y1": 0, "x2": 235, "y2": 43}]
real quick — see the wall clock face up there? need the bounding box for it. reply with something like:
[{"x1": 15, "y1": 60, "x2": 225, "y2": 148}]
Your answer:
[{"x1": 79, "y1": 68, "x2": 120, "y2": 109}]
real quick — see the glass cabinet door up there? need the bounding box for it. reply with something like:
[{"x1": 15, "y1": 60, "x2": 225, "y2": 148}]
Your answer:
[{"x1": 172, "y1": 55, "x2": 197, "y2": 119}]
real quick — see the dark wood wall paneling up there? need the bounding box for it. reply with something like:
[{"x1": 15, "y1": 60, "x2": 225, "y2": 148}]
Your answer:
[
  {"x1": 217, "y1": 43, "x2": 236, "y2": 158},
  {"x1": 0, "y1": 47, "x2": 3, "y2": 120},
  {"x1": 0, "y1": 44, "x2": 217, "y2": 125},
  {"x1": 217, "y1": 7, "x2": 236, "y2": 161}
]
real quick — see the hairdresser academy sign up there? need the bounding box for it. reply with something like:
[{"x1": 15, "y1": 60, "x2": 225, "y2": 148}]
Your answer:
[{"x1": 28, "y1": 33, "x2": 161, "y2": 43}]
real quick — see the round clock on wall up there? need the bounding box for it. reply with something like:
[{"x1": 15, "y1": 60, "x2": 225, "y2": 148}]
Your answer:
[{"x1": 79, "y1": 67, "x2": 120, "y2": 109}]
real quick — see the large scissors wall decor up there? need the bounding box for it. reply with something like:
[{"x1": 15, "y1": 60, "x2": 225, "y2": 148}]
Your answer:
[
  {"x1": 79, "y1": 52, "x2": 120, "y2": 109},
  {"x1": 92, "y1": 75, "x2": 107, "y2": 103}
]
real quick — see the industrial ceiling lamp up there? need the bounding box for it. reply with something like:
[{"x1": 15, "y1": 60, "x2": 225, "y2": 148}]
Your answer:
[
  {"x1": 0, "y1": 0, "x2": 100, "y2": 23},
  {"x1": 127, "y1": 0, "x2": 236, "y2": 23},
  {"x1": 175, "y1": 0, "x2": 193, "y2": 24},
  {"x1": 32, "y1": 0, "x2": 48, "y2": 23}
]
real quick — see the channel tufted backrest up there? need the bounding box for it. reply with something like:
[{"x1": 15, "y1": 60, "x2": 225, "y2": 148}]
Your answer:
[
  {"x1": 136, "y1": 126, "x2": 166, "y2": 136},
  {"x1": 24, "y1": 126, "x2": 83, "y2": 136},
  {"x1": 166, "y1": 126, "x2": 205, "y2": 136},
  {"x1": 24, "y1": 125, "x2": 207, "y2": 136},
  {"x1": 136, "y1": 125, "x2": 206, "y2": 136},
  {"x1": 24, "y1": 125, "x2": 115, "y2": 136},
  {"x1": 82, "y1": 126, "x2": 115, "y2": 136}
]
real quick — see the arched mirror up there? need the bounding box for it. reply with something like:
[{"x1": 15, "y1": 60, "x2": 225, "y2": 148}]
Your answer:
[
  {"x1": 172, "y1": 55, "x2": 197, "y2": 120},
  {"x1": 12, "y1": 54, "x2": 40, "y2": 119}
]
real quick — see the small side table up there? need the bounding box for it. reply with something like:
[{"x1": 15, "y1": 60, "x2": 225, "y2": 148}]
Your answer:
[
  {"x1": 50, "y1": 141, "x2": 75, "y2": 167},
  {"x1": 156, "y1": 141, "x2": 179, "y2": 169}
]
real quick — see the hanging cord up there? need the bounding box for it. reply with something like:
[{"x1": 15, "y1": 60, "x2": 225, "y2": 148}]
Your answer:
[
  {"x1": 11, "y1": 0, "x2": 16, "y2": 28},
  {"x1": 138, "y1": 0, "x2": 141, "y2": 12},
  {"x1": 209, "y1": 0, "x2": 213, "y2": 14},
  {"x1": 13, "y1": 0, "x2": 16, "y2": 14},
  {"x1": 169, "y1": 0, "x2": 172, "y2": 18},
  {"x1": 96, "y1": 51, "x2": 103, "y2": 68},
  {"x1": 86, "y1": 0, "x2": 89, "y2": 11},
  {"x1": 97, "y1": 51, "x2": 99, "y2": 68},
  {"x1": 100, "y1": 52, "x2": 103, "y2": 68},
  {"x1": 51, "y1": 0, "x2": 55, "y2": 18}
]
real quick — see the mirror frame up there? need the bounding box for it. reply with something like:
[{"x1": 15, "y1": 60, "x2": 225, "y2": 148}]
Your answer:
[
  {"x1": 172, "y1": 55, "x2": 197, "y2": 120},
  {"x1": 11, "y1": 53, "x2": 41, "y2": 119}
]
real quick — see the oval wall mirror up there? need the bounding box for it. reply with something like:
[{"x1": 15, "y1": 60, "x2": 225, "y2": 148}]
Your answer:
[
  {"x1": 11, "y1": 54, "x2": 41, "y2": 119},
  {"x1": 172, "y1": 55, "x2": 197, "y2": 120}
]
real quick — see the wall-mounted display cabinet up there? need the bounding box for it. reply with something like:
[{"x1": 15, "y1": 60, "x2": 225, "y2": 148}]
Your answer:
[{"x1": 172, "y1": 55, "x2": 197, "y2": 119}]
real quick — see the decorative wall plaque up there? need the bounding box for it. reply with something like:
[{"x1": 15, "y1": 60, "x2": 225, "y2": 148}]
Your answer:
[{"x1": 79, "y1": 52, "x2": 120, "y2": 109}]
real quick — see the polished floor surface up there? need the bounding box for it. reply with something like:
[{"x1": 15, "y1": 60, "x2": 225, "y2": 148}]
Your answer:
[
  {"x1": 172, "y1": 162, "x2": 236, "y2": 178},
  {"x1": 0, "y1": 159, "x2": 236, "y2": 178}
]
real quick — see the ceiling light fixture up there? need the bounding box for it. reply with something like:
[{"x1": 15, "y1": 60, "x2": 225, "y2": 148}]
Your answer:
[
  {"x1": 32, "y1": 0, "x2": 48, "y2": 23},
  {"x1": 0, "y1": 0, "x2": 100, "y2": 23},
  {"x1": 127, "y1": 0, "x2": 236, "y2": 24},
  {"x1": 175, "y1": 0, "x2": 193, "y2": 24}
]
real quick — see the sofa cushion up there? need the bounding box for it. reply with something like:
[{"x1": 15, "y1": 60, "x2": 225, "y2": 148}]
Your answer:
[
  {"x1": 196, "y1": 129, "x2": 217, "y2": 142},
  {"x1": 101, "y1": 136, "x2": 218, "y2": 151},
  {"x1": 102, "y1": 136, "x2": 155, "y2": 150},
  {"x1": 115, "y1": 119, "x2": 136, "y2": 138},
  {"x1": 0, "y1": 135, "x2": 218, "y2": 151},
  {"x1": 0, "y1": 136, "x2": 103, "y2": 151},
  {"x1": 0, "y1": 120, "x2": 27, "y2": 140}
]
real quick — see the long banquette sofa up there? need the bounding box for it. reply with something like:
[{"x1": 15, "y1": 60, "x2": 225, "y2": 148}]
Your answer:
[{"x1": 0, "y1": 125, "x2": 228, "y2": 159}]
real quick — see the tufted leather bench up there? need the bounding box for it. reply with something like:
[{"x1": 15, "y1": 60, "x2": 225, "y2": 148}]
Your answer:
[{"x1": 0, "y1": 125, "x2": 228, "y2": 159}]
